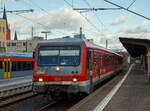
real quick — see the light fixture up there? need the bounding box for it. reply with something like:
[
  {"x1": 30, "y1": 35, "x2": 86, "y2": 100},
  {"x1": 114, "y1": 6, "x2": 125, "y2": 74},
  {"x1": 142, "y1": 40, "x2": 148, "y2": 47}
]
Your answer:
[
  {"x1": 56, "y1": 66, "x2": 60, "y2": 71},
  {"x1": 38, "y1": 78, "x2": 43, "y2": 82},
  {"x1": 72, "y1": 78, "x2": 78, "y2": 82}
]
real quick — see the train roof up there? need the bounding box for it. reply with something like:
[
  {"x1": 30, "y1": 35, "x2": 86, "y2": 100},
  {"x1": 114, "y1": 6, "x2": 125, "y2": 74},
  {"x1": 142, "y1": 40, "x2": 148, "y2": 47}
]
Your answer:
[
  {"x1": 38, "y1": 37, "x2": 122, "y2": 57},
  {"x1": 38, "y1": 37, "x2": 84, "y2": 46},
  {"x1": 0, "y1": 52, "x2": 33, "y2": 58},
  {"x1": 84, "y1": 40, "x2": 122, "y2": 56}
]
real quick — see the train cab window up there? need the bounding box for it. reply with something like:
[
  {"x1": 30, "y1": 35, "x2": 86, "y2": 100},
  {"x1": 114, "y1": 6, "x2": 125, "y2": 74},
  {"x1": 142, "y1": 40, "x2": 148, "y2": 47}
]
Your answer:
[{"x1": 38, "y1": 46, "x2": 81, "y2": 66}]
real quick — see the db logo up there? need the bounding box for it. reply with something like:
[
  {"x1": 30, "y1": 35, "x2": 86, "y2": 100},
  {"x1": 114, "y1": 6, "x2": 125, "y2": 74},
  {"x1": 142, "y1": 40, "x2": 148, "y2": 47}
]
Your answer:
[{"x1": 54, "y1": 77, "x2": 61, "y2": 81}]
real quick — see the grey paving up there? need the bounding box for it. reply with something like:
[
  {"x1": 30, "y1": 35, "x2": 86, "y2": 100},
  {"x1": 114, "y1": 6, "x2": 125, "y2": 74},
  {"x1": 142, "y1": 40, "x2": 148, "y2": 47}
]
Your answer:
[{"x1": 104, "y1": 68, "x2": 150, "y2": 111}]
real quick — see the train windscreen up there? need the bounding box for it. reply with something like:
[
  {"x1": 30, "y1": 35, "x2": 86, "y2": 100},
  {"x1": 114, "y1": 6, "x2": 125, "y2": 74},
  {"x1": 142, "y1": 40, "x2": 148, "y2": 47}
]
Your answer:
[{"x1": 38, "y1": 46, "x2": 81, "y2": 66}]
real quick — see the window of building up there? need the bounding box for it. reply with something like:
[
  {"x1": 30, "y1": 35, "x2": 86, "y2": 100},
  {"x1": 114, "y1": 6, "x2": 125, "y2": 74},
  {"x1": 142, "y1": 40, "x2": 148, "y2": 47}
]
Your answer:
[
  {"x1": 0, "y1": 26, "x2": 3, "y2": 33},
  {"x1": 7, "y1": 42, "x2": 10, "y2": 46},
  {"x1": 17, "y1": 42, "x2": 22, "y2": 46},
  {"x1": 2, "y1": 27, "x2": 5, "y2": 33},
  {"x1": 3, "y1": 42, "x2": 5, "y2": 47},
  {"x1": 12, "y1": 43, "x2": 16, "y2": 46},
  {"x1": 23, "y1": 42, "x2": 26, "y2": 46}
]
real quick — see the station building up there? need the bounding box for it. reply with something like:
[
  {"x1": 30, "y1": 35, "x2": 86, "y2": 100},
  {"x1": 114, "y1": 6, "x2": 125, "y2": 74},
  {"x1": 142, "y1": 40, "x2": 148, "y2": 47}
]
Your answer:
[
  {"x1": 0, "y1": 6, "x2": 11, "y2": 52},
  {"x1": 0, "y1": 18, "x2": 7, "y2": 48},
  {"x1": 7, "y1": 36, "x2": 44, "y2": 52}
]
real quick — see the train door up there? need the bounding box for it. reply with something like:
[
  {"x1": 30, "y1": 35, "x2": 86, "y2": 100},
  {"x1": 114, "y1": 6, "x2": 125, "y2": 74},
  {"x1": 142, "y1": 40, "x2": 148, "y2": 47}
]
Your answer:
[
  {"x1": 97, "y1": 53, "x2": 100, "y2": 77},
  {"x1": 100, "y1": 54, "x2": 104, "y2": 75},
  {"x1": 86, "y1": 49, "x2": 93, "y2": 93},
  {"x1": 4, "y1": 58, "x2": 11, "y2": 79},
  {"x1": 94, "y1": 52, "x2": 98, "y2": 77}
]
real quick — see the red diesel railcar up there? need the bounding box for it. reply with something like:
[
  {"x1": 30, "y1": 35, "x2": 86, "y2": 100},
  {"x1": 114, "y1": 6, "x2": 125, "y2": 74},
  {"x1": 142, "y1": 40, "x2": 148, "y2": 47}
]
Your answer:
[{"x1": 33, "y1": 36, "x2": 123, "y2": 98}]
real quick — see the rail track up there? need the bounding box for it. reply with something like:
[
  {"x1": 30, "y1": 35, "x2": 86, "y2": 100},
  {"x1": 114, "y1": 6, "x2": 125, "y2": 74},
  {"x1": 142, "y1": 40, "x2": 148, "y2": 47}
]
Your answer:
[
  {"x1": 0, "y1": 76, "x2": 34, "y2": 107},
  {"x1": 0, "y1": 91, "x2": 35, "y2": 107}
]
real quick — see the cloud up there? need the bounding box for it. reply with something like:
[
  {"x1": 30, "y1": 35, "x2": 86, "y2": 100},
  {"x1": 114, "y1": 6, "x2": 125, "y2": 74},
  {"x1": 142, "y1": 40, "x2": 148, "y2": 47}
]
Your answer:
[
  {"x1": 117, "y1": 21, "x2": 150, "y2": 39},
  {"x1": 0, "y1": 0, "x2": 20, "y2": 2},
  {"x1": 8, "y1": 8, "x2": 85, "y2": 36},
  {"x1": 94, "y1": 31, "x2": 122, "y2": 48},
  {"x1": 46, "y1": 8, "x2": 84, "y2": 30},
  {"x1": 119, "y1": 26, "x2": 149, "y2": 34},
  {"x1": 109, "y1": 16, "x2": 129, "y2": 26},
  {"x1": 142, "y1": 20, "x2": 150, "y2": 27},
  {"x1": 93, "y1": 19, "x2": 150, "y2": 50}
]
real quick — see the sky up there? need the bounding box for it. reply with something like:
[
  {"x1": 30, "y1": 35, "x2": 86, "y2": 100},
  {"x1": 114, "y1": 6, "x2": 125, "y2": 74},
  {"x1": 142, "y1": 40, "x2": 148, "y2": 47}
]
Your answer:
[{"x1": 0, "y1": 0, "x2": 150, "y2": 51}]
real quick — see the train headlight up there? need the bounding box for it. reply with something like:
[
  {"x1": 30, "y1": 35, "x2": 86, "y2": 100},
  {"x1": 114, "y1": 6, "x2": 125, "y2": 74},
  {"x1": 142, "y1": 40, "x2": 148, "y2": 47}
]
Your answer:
[
  {"x1": 56, "y1": 66, "x2": 60, "y2": 71},
  {"x1": 72, "y1": 78, "x2": 78, "y2": 82},
  {"x1": 38, "y1": 78, "x2": 43, "y2": 82}
]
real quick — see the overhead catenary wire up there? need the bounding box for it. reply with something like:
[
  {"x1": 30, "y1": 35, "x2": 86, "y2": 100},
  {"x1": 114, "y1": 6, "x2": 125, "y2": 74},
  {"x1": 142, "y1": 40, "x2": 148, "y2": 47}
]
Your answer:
[
  {"x1": 15, "y1": 14, "x2": 51, "y2": 30},
  {"x1": 127, "y1": 0, "x2": 136, "y2": 9},
  {"x1": 104, "y1": 0, "x2": 150, "y2": 21},
  {"x1": 26, "y1": 0, "x2": 52, "y2": 17},
  {"x1": 83, "y1": 0, "x2": 104, "y2": 27},
  {"x1": 20, "y1": 0, "x2": 67, "y2": 36},
  {"x1": 22, "y1": 0, "x2": 100, "y2": 36},
  {"x1": 14, "y1": 14, "x2": 66, "y2": 36},
  {"x1": 103, "y1": 0, "x2": 150, "y2": 39},
  {"x1": 63, "y1": 0, "x2": 100, "y2": 32}
]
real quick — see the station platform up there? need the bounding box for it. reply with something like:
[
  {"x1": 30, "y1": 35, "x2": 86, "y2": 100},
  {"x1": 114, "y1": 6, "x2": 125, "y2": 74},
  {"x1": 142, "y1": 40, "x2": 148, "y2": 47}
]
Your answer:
[
  {"x1": 68, "y1": 64, "x2": 150, "y2": 111},
  {"x1": 0, "y1": 76, "x2": 33, "y2": 99},
  {"x1": 0, "y1": 76, "x2": 32, "y2": 91},
  {"x1": 0, "y1": 70, "x2": 33, "y2": 80}
]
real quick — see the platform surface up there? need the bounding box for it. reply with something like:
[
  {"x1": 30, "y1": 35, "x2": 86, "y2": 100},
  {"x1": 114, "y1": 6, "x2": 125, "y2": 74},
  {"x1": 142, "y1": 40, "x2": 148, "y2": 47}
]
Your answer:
[
  {"x1": 103, "y1": 67, "x2": 150, "y2": 111},
  {"x1": 0, "y1": 70, "x2": 33, "y2": 79},
  {"x1": 68, "y1": 65, "x2": 150, "y2": 111},
  {"x1": 0, "y1": 76, "x2": 32, "y2": 91}
]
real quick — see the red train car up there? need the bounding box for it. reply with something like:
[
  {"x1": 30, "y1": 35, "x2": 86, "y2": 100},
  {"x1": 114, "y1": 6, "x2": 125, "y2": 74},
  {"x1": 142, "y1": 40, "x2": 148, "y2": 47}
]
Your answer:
[
  {"x1": 0, "y1": 52, "x2": 34, "y2": 79},
  {"x1": 33, "y1": 36, "x2": 123, "y2": 98}
]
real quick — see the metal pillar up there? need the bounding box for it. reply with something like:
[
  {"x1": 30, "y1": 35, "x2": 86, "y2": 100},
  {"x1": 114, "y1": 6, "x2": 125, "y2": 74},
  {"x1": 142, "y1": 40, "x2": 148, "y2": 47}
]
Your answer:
[{"x1": 146, "y1": 52, "x2": 150, "y2": 82}]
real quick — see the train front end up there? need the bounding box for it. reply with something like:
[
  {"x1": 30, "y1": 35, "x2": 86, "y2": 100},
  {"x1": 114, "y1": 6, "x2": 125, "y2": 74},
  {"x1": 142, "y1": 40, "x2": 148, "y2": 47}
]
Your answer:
[{"x1": 33, "y1": 38, "x2": 89, "y2": 96}]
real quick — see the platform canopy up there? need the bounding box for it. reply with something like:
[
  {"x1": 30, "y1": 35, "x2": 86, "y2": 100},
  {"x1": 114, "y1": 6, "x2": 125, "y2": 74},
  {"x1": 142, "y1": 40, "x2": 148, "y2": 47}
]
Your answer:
[{"x1": 119, "y1": 37, "x2": 150, "y2": 58}]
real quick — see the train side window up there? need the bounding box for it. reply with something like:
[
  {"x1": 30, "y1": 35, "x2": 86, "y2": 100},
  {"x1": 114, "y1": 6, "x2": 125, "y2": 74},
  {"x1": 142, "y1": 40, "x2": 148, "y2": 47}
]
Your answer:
[
  {"x1": 33, "y1": 51, "x2": 35, "y2": 58},
  {"x1": 12, "y1": 61, "x2": 17, "y2": 71},
  {"x1": 103, "y1": 54, "x2": 105, "y2": 66},
  {"x1": 4, "y1": 61, "x2": 7, "y2": 72},
  {"x1": 100, "y1": 54, "x2": 103, "y2": 67},
  {"x1": 87, "y1": 50, "x2": 93, "y2": 70},
  {"x1": 94, "y1": 52, "x2": 97, "y2": 69},
  {"x1": 86, "y1": 50, "x2": 92, "y2": 70},
  {"x1": 0, "y1": 61, "x2": 3, "y2": 69}
]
